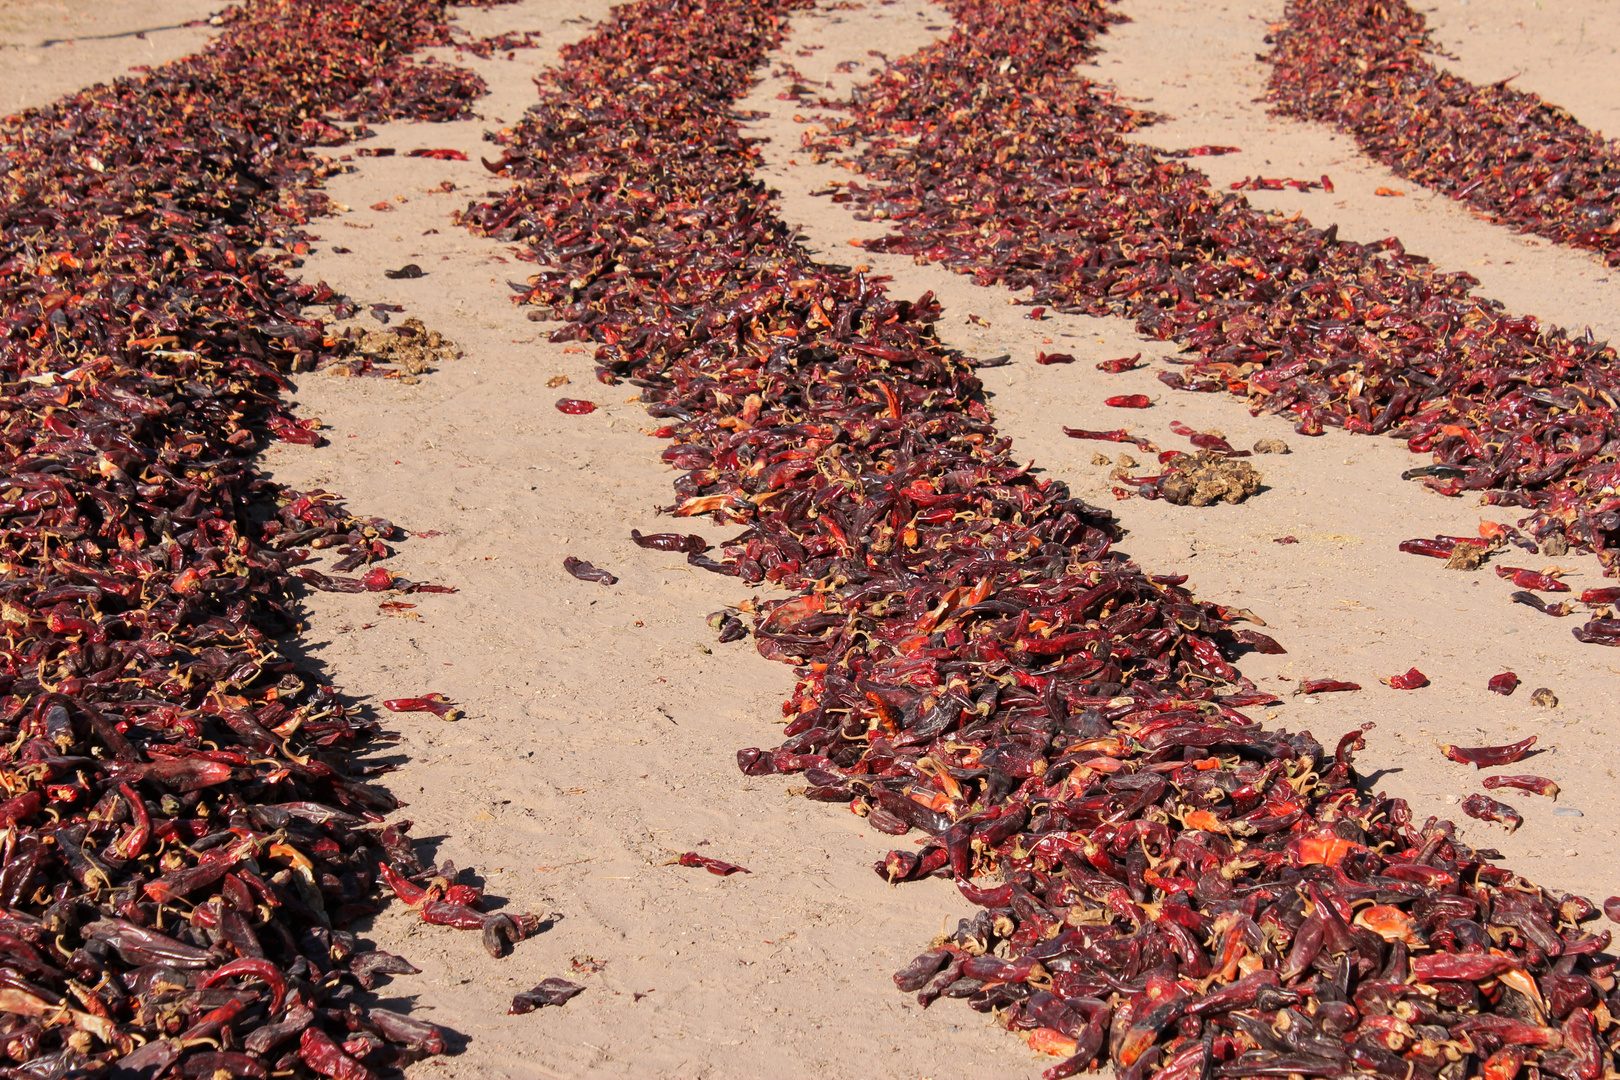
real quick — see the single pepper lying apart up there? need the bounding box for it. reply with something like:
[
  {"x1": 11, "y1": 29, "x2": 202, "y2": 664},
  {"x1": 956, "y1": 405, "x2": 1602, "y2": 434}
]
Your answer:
[
  {"x1": 0, "y1": 0, "x2": 515, "y2": 1072},
  {"x1": 457, "y1": 0, "x2": 1620, "y2": 1077},
  {"x1": 1439, "y1": 736, "x2": 1539, "y2": 769},
  {"x1": 810, "y1": 0, "x2": 1620, "y2": 642}
]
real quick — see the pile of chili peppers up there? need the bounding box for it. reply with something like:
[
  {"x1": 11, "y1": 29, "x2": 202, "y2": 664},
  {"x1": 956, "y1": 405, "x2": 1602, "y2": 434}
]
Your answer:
[
  {"x1": 809, "y1": 0, "x2": 1620, "y2": 650},
  {"x1": 1265, "y1": 0, "x2": 1620, "y2": 265},
  {"x1": 0, "y1": 0, "x2": 511, "y2": 1074},
  {"x1": 461, "y1": 0, "x2": 1620, "y2": 1077}
]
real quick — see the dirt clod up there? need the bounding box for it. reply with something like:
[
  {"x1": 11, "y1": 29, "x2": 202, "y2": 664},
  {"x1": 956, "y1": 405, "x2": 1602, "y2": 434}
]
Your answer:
[
  {"x1": 1531, "y1": 687, "x2": 1559, "y2": 708},
  {"x1": 1160, "y1": 452, "x2": 1262, "y2": 506},
  {"x1": 1253, "y1": 437, "x2": 1291, "y2": 454}
]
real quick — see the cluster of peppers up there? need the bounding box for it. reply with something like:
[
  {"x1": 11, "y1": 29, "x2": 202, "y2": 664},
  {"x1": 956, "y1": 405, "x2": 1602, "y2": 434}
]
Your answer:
[
  {"x1": 806, "y1": 0, "x2": 1620, "y2": 638},
  {"x1": 458, "y1": 0, "x2": 1620, "y2": 1077},
  {"x1": 0, "y1": 0, "x2": 517, "y2": 1074},
  {"x1": 1264, "y1": 0, "x2": 1620, "y2": 265}
]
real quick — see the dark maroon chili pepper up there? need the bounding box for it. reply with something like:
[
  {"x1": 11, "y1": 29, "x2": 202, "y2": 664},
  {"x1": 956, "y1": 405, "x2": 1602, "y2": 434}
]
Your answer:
[
  {"x1": 1439, "y1": 735, "x2": 1537, "y2": 768},
  {"x1": 555, "y1": 398, "x2": 598, "y2": 414},
  {"x1": 1606, "y1": 898, "x2": 1620, "y2": 925},
  {"x1": 510, "y1": 978, "x2": 586, "y2": 1014},
  {"x1": 1487, "y1": 671, "x2": 1519, "y2": 695},
  {"x1": 1461, "y1": 793, "x2": 1523, "y2": 833},
  {"x1": 381, "y1": 694, "x2": 462, "y2": 719},
  {"x1": 1573, "y1": 618, "x2": 1620, "y2": 645},
  {"x1": 675, "y1": 852, "x2": 751, "y2": 876},
  {"x1": 1385, "y1": 667, "x2": 1427, "y2": 690},
  {"x1": 1399, "y1": 538, "x2": 1455, "y2": 559},
  {"x1": 1096, "y1": 353, "x2": 1142, "y2": 373},
  {"x1": 1482, "y1": 774, "x2": 1559, "y2": 800},
  {"x1": 563, "y1": 556, "x2": 617, "y2": 585},
  {"x1": 630, "y1": 529, "x2": 707, "y2": 553},
  {"x1": 1062, "y1": 427, "x2": 1160, "y2": 452},
  {"x1": 1297, "y1": 678, "x2": 1360, "y2": 694},
  {"x1": 1104, "y1": 395, "x2": 1152, "y2": 409},
  {"x1": 1036, "y1": 352, "x2": 1077, "y2": 365},
  {"x1": 1495, "y1": 566, "x2": 1570, "y2": 592}
]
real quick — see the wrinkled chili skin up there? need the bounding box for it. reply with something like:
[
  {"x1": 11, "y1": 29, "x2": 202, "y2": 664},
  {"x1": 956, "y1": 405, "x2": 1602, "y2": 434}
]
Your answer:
[
  {"x1": 562, "y1": 556, "x2": 618, "y2": 585},
  {"x1": 1440, "y1": 735, "x2": 1538, "y2": 768},
  {"x1": 1462, "y1": 792, "x2": 1523, "y2": 832},
  {"x1": 1482, "y1": 774, "x2": 1559, "y2": 799},
  {"x1": 459, "y1": 1, "x2": 1620, "y2": 1077},
  {"x1": 1386, "y1": 667, "x2": 1428, "y2": 689}
]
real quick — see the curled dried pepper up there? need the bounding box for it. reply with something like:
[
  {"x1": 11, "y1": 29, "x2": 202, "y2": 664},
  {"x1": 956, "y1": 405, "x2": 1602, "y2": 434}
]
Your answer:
[
  {"x1": 1439, "y1": 735, "x2": 1537, "y2": 768},
  {"x1": 1486, "y1": 671, "x2": 1519, "y2": 695},
  {"x1": 1385, "y1": 667, "x2": 1428, "y2": 690}
]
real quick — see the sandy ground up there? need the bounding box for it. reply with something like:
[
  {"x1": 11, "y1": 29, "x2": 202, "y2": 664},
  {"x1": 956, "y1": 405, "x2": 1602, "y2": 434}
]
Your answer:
[
  {"x1": 6, "y1": 1, "x2": 1620, "y2": 1078},
  {"x1": 0, "y1": 0, "x2": 220, "y2": 114},
  {"x1": 1426, "y1": 0, "x2": 1620, "y2": 139}
]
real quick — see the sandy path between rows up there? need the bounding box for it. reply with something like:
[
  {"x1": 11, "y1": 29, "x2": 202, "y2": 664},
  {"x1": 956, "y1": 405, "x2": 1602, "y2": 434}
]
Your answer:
[
  {"x1": 5, "y1": 0, "x2": 1620, "y2": 1077},
  {"x1": 0, "y1": 0, "x2": 220, "y2": 114}
]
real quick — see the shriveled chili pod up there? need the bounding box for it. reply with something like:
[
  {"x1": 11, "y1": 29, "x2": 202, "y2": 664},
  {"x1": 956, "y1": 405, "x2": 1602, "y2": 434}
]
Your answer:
[{"x1": 1439, "y1": 735, "x2": 1538, "y2": 768}]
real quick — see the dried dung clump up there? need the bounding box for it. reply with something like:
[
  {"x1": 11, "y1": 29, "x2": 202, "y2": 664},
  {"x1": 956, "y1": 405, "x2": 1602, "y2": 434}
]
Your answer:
[
  {"x1": 1253, "y1": 437, "x2": 1291, "y2": 454},
  {"x1": 346, "y1": 318, "x2": 461, "y2": 383},
  {"x1": 1160, "y1": 451, "x2": 1262, "y2": 506},
  {"x1": 1445, "y1": 541, "x2": 1489, "y2": 570}
]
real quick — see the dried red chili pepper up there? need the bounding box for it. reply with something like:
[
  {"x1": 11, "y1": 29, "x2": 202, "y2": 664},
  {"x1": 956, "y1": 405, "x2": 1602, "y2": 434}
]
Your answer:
[
  {"x1": 1096, "y1": 353, "x2": 1142, "y2": 372},
  {"x1": 1399, "y1": 538, "x2": 1456, "y2": 559},
  {"x1": 1495, "y1": 566, "x2": 1570, "y2": 592},
  {"x1": 675, "y1": 852, "x2": 751, "y2": 876},
  {"x1": 1298, "y1": 678, "x2": 1360, "y2": 694},
  {"x1": 555, "y1": 398, "x2": 598, "y2": 414},
  {"x1": 1061, "y1": 427, "x2": 1159, "y2": 451},
  {"x1": 1487, "y1": 671, "x2": 1520, "y2": 695},
  {"x1": 1103, "y1": 394, "x2": 1151, "y2": 409},
  {"x1": 382, "y1": 694, "x2": 462, "y2": 719},
  {"x1": 1385, "y1": 667, "x2": 1427, "y2": 689},
  {"x1": 1482, "y1": 774, "x2": 1559, "y2": 799},
  {"x1": 1440, "y1": 735, "x2": 1538, "y2": 768},
  {"x1": 510, "y1": 978, "x2": 586, "y2": 1014},
  {"x1": 563, "y1": 556, "x2": 617, "y2": 585},
  {"x1": 1462, "y1": 792, "x2": 1523, "y2": 832}
]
